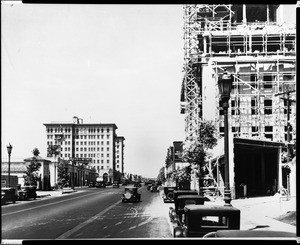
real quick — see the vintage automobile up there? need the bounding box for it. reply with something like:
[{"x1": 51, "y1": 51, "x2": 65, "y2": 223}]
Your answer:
[
  {"x1": 133, "y1": 182, "x2": 142, "y2": 188},
  {"x1": 147, "y1": 183, "x2": 153, "y2": 191},
  {"x1": 173, "y1": 204, "x2": 240, "y2": 238},
  {"x1": 88, "y1": 182, "x2": 96, "y2": 187},
  {"x1": 150, "y1": 184, "x2": 159, "y2": 192},
  {"x1": 173, "y1": 190, "x2": 198, "y2": 204},
  {"x1": 169, "y1": 195, "x2": 208, "y2": 223},
  {"x1": 121, "y1": 187, "x2": 141, "y2": 203},
  {"x1": 1, "y1": 187, "x2": 18, "y2": 205},
  {"x1": 112, "y1": 181, "x2": 120, "y2": 188},
  {"x1": 18, "y1": 186, "x2": 37, "y2": 201},
  {"x1": 95, "y1": 181, "x2": 106, "y2": 188},
  {"x1": 203, "y1": 230, "x2": 296, "y2": 238},
  {"x1": 162, "y1": 186, "x2": 177, "y2": 203}
]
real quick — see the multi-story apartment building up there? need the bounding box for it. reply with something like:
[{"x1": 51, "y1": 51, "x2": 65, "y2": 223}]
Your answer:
[
  {"x1": 115, "y1": 136, "x2": 125, "y2": 174},
  {"x1": 44, "y1": 116, "x2": 125, "y2": 184},
  {"x1": 181, "y1": 4, "x2": 296, "y2": 198}
]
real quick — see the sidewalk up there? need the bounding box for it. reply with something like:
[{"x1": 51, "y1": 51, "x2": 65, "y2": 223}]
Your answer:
[
  {"x1": 159, "y1": 188, "x2": 296, "y2": 235},
  {"x1": 208, "y1": 194, "x2": 297, "y2": 234},
  {"x1": 36, "y1": 186, "x2": 88, "y2": 198}
]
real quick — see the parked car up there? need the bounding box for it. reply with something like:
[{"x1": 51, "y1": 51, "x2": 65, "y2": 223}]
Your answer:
[
  {"x1": 88, "y1": 182, "x2": 96, "y2": 187},
  {"x1": 113, "y1": 181, "x2": 120, "y2": 188},
  {"x1": 1, "y1": 187, "x2": 18, "y2": 205},
  {"x1": 147, "y1": 184, "x2": 153, "y2": 191},
  {"x1": 18, "y1": 186, "x2": 37, "y2": 201},
  {"x1": 121, "y1": 187, "x2": 141, "y2": 203},
  {"x1": 162, "y1": 186, "x2": 177, "y2": 203},
  {"x1": 173, "y1": 190, "x2": 198, "y2": 204},
  {"x1": 173, "y1": 204, "x2": 240, "y2": 238},
  {"x1": 95, "y1": 181, "x2": 106, "y2": 188},
  {"x1": 169, "y1": 195, "x2": 209, "y2": 223},
  {"x1": 203, "y1": 230, "x2": 295, "y2": 238},
  {"x1": 133, "y1": 182, "x2": 142, "y2": 188}
]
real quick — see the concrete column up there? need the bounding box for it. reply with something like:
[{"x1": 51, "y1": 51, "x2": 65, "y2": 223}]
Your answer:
[
  {"x1": 243, "y1": 5, "x2": 247, "y2": 24},
  {"x1": 260, "y1": 151, "x2": 265, "y2": 194},
  {"x1": 277, "y1": 146, "x2": 282, "y2": 191}
]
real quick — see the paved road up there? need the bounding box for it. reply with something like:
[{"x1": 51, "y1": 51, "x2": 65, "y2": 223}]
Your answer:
[
  {"x1": 2, "y1": 185, "x2": 296, "y2": 241},
  {"x1": 1, "y1": 185, "x2": 172, "y2": 240}
]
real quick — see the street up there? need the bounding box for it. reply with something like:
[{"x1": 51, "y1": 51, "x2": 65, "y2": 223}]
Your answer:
[
  {"x1": 1, "y1": 184, "x2": 297, "y2": 241},
  {"x1": 1, "y1": 185, "x2": 172, "y2": 240}
]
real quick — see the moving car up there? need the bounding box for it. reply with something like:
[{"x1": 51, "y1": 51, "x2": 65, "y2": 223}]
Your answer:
[
  {"x1": 121, "y1": 187, "x2": 141, "y2": 203},
  {"x1": 150, "y1": 184, "x2": 159, "y2": 192},
  {"x1": 1, "y1": 187, "x2": 18, "y2": 205},
  {"x1": 162, "y1": 186, "x2": 177, "y2": 203},
  {"x1": 173, "y1": 204, "x2": 240, "y2": 237},
  {"x1": 95, "y1": 181, "x2": 106, "y2": 188}
]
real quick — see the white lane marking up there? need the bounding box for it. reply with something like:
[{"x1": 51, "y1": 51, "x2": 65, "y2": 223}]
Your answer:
[
  {"x1": 56, "y1": 199, "x2": 122, "y2": 239},
  {"x1": 2, "y1": 192, "x2": 98, "y2": 216},
  {"x1": 130, "y1": 207, "x2": 138, "y2": 217}
]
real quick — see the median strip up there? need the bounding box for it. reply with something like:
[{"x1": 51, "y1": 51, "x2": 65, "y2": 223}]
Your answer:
[{"x1": 56, "y1": 199, "x2": 122, "y2": 239}]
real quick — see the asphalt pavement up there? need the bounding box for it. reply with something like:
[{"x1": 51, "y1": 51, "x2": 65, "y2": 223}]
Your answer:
[{"x1": 36, "y1": 186, "x2": 297, "y2": 236}]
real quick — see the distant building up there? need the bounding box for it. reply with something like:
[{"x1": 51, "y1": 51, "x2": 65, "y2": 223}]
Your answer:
[
  {"x1": 43, "y1": 117, "x2": 125, "y2": 184},
  {"x1": 165, "y1": 141, "x2": 189, "y2": 187}
]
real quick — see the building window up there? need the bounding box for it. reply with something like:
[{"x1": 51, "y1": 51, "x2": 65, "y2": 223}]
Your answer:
[
  {"x1": 264, "y1": 100, "x2": 272, "y2": 114},
  {"x1": 107, "y1": 160, "x2": 109, "y2": 163},
  {"x1": 231, "y1": 99, "x2": 240, "y2": 115},
  {"x1": 219, "y1": 100, "x2": 224, "y2": 115}
]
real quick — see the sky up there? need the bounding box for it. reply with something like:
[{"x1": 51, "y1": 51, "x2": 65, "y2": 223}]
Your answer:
[{"x1": 1, "y1": 3, "x2": 186, "y2": 178}]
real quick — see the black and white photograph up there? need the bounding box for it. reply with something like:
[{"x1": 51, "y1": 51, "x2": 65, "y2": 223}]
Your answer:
[{"x1": 1, "y1": 2, "x2": 297, "y2": 242}]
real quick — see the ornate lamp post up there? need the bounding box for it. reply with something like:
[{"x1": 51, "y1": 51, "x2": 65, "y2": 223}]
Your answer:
[
  {"x1": 7, "y1": 143, "x2": 13, "y2": 187},
  {"x1": 218, "y1": 70, "x2": 234, "y2": 205}
]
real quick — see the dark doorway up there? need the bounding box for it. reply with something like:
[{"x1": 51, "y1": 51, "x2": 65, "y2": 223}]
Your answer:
[{"x1": 234, "y1": 139, "x2": 280, "y2": 198}]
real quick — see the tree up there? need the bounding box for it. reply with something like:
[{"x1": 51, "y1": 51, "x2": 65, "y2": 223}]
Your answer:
[
  {"x1": 23, "y1": 148, "x2": 42, "y2": 186},
  {"x1": 32, "y1": 147, "x2": 40, "y2": 157},
  {"x1": 171, "y1": 165, "x2": 192, "y2": 190},
  {"x1": 157, "y1": 166, "x2": 166, "y2": 184},
  {"x1": 57, "y1": 159, "x2": 69, "y2": 188},
  {"x1": 182, "y1": 119, "x2": 218, "y2": 193}
]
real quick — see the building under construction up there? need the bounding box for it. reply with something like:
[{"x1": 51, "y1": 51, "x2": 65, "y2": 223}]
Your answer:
[{"x1": 180, "y1": 4, "x2": 296, "y2": 198}]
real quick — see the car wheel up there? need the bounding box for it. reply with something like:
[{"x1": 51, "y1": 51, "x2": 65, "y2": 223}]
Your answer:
[
  {"x1": 174, "y1": 227, "x2": 183, "y2": 237},
  {"x1": 167, "y1": 192, "x2": 174, "y2": 200}
]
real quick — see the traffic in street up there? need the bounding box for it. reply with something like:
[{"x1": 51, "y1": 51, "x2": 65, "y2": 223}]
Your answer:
[{"x1": 2, "y1": 184, "x2": 172, "y2": 239}]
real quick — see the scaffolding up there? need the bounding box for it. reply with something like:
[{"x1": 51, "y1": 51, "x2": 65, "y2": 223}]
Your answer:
[{"x1": 181, "y1": 4, "x2": 296, "y2": 198}]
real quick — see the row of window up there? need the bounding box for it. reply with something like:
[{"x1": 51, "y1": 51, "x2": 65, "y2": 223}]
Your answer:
[
  {"x1": 95, "y1": 164, "x2": 120, "y2": 171},
  {"x1": 220, "y1": 126, "x2": 292, "y2": 133},
  {"x1": 220, "y1": 100, "x2": 292, "y2": 116},
  {"x1": 46, "y1": 127, "x2": 112, "y2": 134}
]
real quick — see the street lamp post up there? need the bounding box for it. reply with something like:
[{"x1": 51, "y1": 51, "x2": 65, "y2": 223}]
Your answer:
[
  {"x1": 7, "y1": 143, "x2": 13, "y2": 188},
  {"x1": 218, "y1": 70, "x2": 234, "y2": 205}
]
